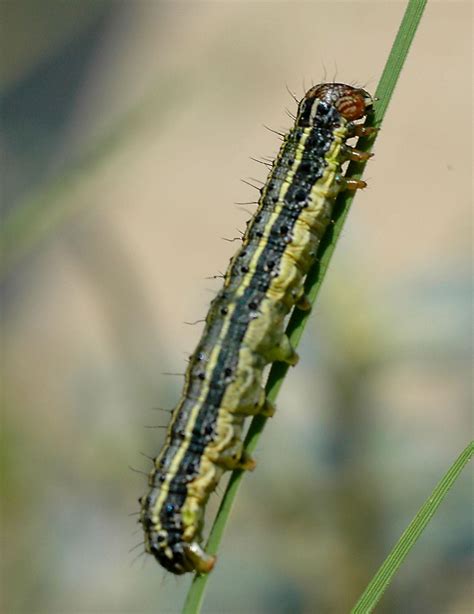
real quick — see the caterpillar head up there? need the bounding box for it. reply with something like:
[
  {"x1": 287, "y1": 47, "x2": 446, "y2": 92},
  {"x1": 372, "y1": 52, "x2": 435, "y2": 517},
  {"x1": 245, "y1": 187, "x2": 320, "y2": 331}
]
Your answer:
[{"x1": 298, "y1": 83, "x2": 373, "y2": 123}]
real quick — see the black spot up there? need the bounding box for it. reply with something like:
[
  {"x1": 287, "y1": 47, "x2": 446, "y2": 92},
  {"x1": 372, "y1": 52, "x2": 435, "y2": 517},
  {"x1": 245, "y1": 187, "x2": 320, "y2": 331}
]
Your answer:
[
  {"x1": 241, "y1": 265, "x2": 249, "y2": 273},
  {"x1": 174, "y1": 426, "x2": 185, "y2": 438},
  {"x1": 197, "y1": 372, "x2": 205, "y2": 381},
  {"x1": 280, "y1": 225, "x2": 289, "y2": 235},
  {"x1": 183, "y1": 455, "x2": 200, "y2": 478},
  {"x1": 249, "y1": 301, "x2": 258, "y2": 310},
  {"x1": 317, "y1": 101, "x2": 330, "y2": 115},
  {"x1": 220, "y1": 307, "x2": 228, "y2": 315},
  {"x1": 299, "y1": 161, "x2": 312, "y2": 173},
  {"x1": 224, "y1": 367, "x2": 232, "y2": 377},
  {"x1": 294, "y1": 189, "x2": 307, "y2": 203}
]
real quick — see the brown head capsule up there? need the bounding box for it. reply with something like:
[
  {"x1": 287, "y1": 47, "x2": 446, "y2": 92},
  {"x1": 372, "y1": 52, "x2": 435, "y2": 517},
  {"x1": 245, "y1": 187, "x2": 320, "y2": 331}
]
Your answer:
[{"x1": 297, "y1": 82, "x2": 373, "y2": 125}]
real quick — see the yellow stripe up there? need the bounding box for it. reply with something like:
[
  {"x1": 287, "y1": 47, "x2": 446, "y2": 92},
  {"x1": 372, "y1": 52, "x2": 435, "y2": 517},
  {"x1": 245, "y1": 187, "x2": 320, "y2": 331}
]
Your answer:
[
  {"x1": 149, "y1": 301, "x2": 238, "y2": 528},
  {"x1": 150, "y1": 119, "x2": 347, "y2": 538},
  {"x1": 151, "y1": 129, "x2": 312, "y2": 529},
  {"x1": 223, "y1": 123, "x2": 350, "y2": 408},
  {"x1": 236, "y1": 129, "x2": 310, "y2": 284}
]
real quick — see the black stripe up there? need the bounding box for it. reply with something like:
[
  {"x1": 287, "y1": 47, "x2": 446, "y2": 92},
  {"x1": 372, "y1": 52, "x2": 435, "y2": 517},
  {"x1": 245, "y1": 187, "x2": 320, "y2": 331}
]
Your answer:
[{"x1": 154, "y1": 101, "x2": 344, "y2": 543}]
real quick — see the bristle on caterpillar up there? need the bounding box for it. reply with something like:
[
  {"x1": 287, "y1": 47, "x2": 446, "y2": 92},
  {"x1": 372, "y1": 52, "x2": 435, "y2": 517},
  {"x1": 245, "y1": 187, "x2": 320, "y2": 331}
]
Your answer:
[{"x1": 139, "y1": 82, "x2": 374, "y2": 575}]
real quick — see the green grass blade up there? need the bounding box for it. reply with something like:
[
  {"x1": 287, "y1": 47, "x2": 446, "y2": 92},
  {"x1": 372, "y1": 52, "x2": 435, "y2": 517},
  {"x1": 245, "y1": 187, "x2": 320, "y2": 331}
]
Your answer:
[
  {"x1": 183, "y1": 1, "x2": 427, "y2": 611},
  {"x1": 351, "y1": 441, "x2": 474, "y2": 614}
]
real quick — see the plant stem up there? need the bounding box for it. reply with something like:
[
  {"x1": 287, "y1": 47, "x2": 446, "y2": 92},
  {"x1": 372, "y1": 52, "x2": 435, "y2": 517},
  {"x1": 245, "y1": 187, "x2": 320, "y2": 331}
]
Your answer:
[
  {"x1": 183, "y1": 1, "x2": 428, "y2": 611},
  {"x1": 351, "y1": 441, "x2": 473, "y2": 613}
]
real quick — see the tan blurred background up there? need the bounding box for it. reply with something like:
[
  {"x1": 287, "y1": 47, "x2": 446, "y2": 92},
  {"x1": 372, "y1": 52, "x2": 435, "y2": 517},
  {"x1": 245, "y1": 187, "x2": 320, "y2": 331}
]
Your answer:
[{"x1": 1, "y1": 2, "x2": 472, "y2": 613}]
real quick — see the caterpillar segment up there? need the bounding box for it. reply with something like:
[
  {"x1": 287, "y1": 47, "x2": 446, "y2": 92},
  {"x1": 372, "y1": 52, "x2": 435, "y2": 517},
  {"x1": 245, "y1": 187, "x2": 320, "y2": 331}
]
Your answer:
[{"x1": 139, "y1": 82, "x2": 373, "y2": 574}]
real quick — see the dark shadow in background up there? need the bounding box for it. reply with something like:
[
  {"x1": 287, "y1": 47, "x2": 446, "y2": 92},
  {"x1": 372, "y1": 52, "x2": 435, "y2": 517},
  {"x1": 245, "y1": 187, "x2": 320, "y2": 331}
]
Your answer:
[{"x1": 1, "y1": 4, "x2": 118, "y2": 212}]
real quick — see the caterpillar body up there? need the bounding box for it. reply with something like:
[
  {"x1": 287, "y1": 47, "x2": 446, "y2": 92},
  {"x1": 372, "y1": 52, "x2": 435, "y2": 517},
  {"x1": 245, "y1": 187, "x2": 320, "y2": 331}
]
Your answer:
[{"x1": 139, "y1": 83, "x2": 374, "y2": 574}]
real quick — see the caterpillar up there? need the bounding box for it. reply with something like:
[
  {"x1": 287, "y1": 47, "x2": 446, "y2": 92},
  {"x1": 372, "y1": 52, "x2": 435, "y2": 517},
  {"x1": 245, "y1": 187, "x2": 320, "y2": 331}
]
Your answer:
[{"x1": 139, "y1": 82, "x2": 375, "y2": 574}]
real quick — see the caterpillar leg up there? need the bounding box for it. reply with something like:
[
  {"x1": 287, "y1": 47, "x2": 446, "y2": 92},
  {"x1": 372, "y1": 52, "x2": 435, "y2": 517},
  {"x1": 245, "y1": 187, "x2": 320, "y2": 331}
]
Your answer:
[
  {"x1": 236, "y1": 450, "x2": 257, "y2": 471},
  {"x1": 342, "y1": 145, "x2": 373, "y2": 162},
  {"x1": 296, "y1": 293, "x2": 312, "y2": 311},
  {"x1": 269, "y1": 333, "x2": 299, "y2": 365},
  {"x1": 218, "y1": 444, "x2": 256, "y2": 470},
  {"x1": 351, "y1": 125, "x2": 378, "y2": 138},
  {"x1": 340, "y1": 178, "x2": 367, "y2": 191},
  {"x1": 261, "y1": 397, "x2": 276, "y2": 417},
  {"x1": 183, "y1": 542, "x2": 216, "y2": 574}
]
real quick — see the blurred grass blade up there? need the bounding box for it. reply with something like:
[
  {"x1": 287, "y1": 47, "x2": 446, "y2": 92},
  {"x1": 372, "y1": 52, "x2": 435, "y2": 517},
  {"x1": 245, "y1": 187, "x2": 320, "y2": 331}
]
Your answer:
[
  {"x1": 351, "y1": 441, "x2": 474, "y2": 614},
  {"x1": 182, "y1": 0, "x2": 428, "y2": 612},
  {"x1": 1, "y1": 75, "x2": 183, "y2": 281}
]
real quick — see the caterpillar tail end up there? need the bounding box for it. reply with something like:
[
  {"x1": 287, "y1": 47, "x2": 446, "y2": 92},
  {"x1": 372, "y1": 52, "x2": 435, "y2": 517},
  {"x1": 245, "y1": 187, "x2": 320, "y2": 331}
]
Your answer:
[{"x1": 185, "y1": 542, "x2": 216, "y2": 574}]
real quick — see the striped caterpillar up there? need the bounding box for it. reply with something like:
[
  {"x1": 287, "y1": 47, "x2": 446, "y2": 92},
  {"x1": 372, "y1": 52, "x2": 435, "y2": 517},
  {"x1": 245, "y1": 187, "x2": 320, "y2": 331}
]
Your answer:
[{"x1": 139, "y1": 83, "x2": 374, "y2": 574}]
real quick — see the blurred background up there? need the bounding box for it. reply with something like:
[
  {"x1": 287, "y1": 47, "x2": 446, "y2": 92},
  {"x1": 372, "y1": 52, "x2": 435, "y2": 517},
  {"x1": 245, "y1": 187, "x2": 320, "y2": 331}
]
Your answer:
[{"x1": 1, "y1": 2, "x2": 472, "y2": 613}]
